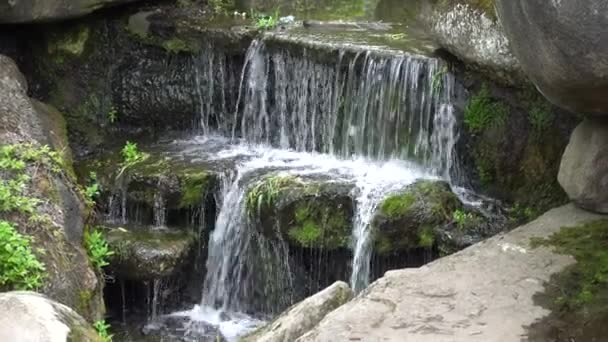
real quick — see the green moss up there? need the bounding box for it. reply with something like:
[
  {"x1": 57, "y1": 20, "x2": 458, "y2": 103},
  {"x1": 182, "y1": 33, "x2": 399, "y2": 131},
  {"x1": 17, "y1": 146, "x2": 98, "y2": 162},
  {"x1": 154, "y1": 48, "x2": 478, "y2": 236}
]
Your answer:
[
  {"x1": 464, "y1": 84, "x2": 508, "y2": 133},
  {"x1": 180, "y1": 172, "x2": 209, "y2": 208},
  {"x1": 379, "y1": 193, "x2": 415, "y2": 219},
  {"x1": 246, "y1": 175, "x2": 304, "y2": 215},
  {"x1": 418, "y1": 225, "x2": 435, "y2": 248},
  {"x1": 47, "y1": 25, "x2": 90, "y2": 60},
  {"x1": 286, "y1": 201, "x2": 350, "y2": 249},
  {"x1": 527, "y1": 220, "x2": 608, "y2": 340},
  {"x1": 162, "y1": 38, "x2": 197, "y2": 54},
  {"x1": 77, "y1": 290, "x2": 93, "y2": 314}
]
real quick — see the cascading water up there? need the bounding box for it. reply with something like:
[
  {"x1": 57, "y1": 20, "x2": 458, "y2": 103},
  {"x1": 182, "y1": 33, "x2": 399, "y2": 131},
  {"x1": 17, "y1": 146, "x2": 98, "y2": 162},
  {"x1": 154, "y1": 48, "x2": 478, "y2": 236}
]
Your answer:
[{"x1": 162, "y1": 35, "x2": 460, "y2": 340}]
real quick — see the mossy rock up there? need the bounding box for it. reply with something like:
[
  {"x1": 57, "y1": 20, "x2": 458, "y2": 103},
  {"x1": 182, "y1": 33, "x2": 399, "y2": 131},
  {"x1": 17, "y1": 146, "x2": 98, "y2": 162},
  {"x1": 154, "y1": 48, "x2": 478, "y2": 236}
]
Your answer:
[
  {"x1": 372, "y1": 180, "x2": 462, "y2": 255},
  {"x1": 104, "y1": 226, "x2": 197, "y2": 280},
  {"x1": 246, "y1": 174, "x2": 354, "y2": 250}
]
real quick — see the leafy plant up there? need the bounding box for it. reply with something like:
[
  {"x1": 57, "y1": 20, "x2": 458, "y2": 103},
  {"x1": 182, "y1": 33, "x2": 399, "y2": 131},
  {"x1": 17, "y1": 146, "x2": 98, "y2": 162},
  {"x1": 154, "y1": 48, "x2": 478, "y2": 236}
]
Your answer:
[
  {"x1": 0, "y1": 175, "x2": 42, "y2": 216},
  {"x1": 246, "y1": 175, "x2": 301, "y2": 214},
  {"x1": 464, "y1": 85, "x2": 509, "y2": 133},
  {"x1": 84, "y1": 228, "x2": 114, "y2": 272},
  {"x1": 0, "y1": 220, "x2": 46, "y2": 291},
  {"x1": 84, "y1": 172, "x2": 100, "y2": 205},
  {"x1": 253, "y1": 9, "x2": 280, "y2": 30},
  {"x1": 93, "y1": 320, "x2": 113, "y2": 342},
  {"x1": 107, "y1": 107, "x2": 118, "y2": 124},
  {"x1": 452, "y1": 209, "x2": 473, "y2": 229},
  {"x1": 118, "y1": 141, "x2": 148, "y2": 177}
]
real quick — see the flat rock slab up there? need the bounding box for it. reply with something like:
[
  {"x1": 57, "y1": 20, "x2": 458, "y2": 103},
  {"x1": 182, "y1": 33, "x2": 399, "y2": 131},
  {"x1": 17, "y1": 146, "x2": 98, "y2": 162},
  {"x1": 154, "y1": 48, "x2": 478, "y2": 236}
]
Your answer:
[{"x1": 297, "y1": 204, "x2": 604, "y2": 342}]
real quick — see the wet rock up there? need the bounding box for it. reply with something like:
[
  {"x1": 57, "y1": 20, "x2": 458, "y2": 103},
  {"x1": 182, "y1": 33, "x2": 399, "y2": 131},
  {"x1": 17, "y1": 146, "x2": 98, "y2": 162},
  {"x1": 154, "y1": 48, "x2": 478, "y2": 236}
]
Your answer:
[
  {"x1": 246, "y1": 173, "x2": 354, "y2": 250},
  {"x1": 424, "y1": 1, "x2": 522, "y2": 84},
  {"x1": 558, "y1": 118, "x2": 608, "y2": 213},
  {"x1": 0, "y1": 291, "x2": 99, "y2": 342},
  {"x1": 0, "y1": 55, "x2": 103, "y2": 320},
  {"x1": 371, "y1": 180, "x2": 461, "y2": 255},
  {"x1": 242, "y1": 281, "x2": 353, "y2": 342},
  {"x1": 0, "y1": 0, "x2": 143, "y2": 23},
  {"x1": 104, "y1": 226, "x2": 197, "y2": 280},
  {"x1": 142, "y1": 315, "x2": 226, "y2": 342},
  {"x1": 496, "y1": 0, "x2": 608, "y2": 114}
]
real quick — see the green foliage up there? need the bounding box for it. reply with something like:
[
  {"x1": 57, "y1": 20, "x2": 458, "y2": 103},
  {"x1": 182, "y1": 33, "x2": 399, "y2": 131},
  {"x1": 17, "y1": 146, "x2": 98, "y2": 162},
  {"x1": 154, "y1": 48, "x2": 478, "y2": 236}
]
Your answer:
[
  {"x1": 180, "y1": 172, "x2": 209, "y2": 208},
  {"x1": 93, "y1": 320, "x2": 113, "y2": 342},
  {"x1": 464, "y1": 84, "x2": 508, "y2": 133},
  {"x1": 107, "y1": 107, "x2": 118, "y2": 124},
  {"x1": 452, "y1": 209, "x2": 473, "y2": 228},
  {"x1": 246, "y1": 175, "x2": 301, "y2": 214},
  {"x1": 0, "y1": 174, "x2": 41, "y2": 215},
  {"x1": 520, "y1": 88, "x2": 554, "y2": 134},
  {"x1": 118, "y1": 141, "x2": 149, "y2": 177},
  {"x1": 418, "y1": 226, "x2": 435, "y2": 248},
  {"x1": 509, "y1": 202, "x2": 538, "y2": 225},
  {"x1": 287, "y1": 203, "x2": 350, "y2": 249},
  {"x1": 530, "y1": 220, "x2": 608, "y2": 310},
  {"x1": 84, "y1": 228, "x2": 114, "y2": 272},
  {"x1": 252, "y1": 9, "x2": 280, "y2": 30},
  {"x1": 0, "y1": 220, "x2": 46, "y2": 291},
  {"x1": 379, "y1": 193, "x2": 415, "y2": 219},
  {"x1": 84, "y1": 171, "x2": 100, "y2": 206}
]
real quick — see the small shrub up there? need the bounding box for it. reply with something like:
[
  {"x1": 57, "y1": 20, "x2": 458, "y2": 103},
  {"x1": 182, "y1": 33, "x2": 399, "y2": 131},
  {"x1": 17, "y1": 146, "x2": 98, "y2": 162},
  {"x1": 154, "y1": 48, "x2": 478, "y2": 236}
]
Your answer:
[
  {"x1": 107, "y1": 107, "x2": 118, "y2": 124},
  {"x1": 93, "y1": 320, "x2": 113, "y2": 342},
  {"x1": 0, "y1": 220, "x2": 46, "y2": 290},
  {"x1": 84, "y1": 171, "x2": 100, "y2": 205},
  {"x1": 252, "y1": 9, "x2": 280, "y2": 30},
  {"x1": 84, "y1": 228, "x2": 114, "y2": 272},
  {"x1": 464, "y1": 85, "x2": 508, "y2": 133},
  {"x1": 452, "y1": 209, "x2": 473, "y2": 229},
  {"x1": 118, "y1": 141, "x2": 148, "y2": 177}
]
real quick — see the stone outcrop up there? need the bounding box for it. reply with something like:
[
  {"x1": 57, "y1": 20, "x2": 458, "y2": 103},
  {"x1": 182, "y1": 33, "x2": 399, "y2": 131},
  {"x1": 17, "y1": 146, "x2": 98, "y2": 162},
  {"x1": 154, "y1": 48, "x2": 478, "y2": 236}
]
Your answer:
[
  {"x1": 294, "y1": 204, "x2": 603, "y2": 341},
  {"x1": 241, "y1": 281, "x2": 353, "y2": 342},
  {"x1": 558, "y1": 118, "x2": 608, "y2": 213},
  {"x1": 496, "y1": 0, "x2": 608, "y2": 114},
  {"x1": 0, "y1": 55, "x2": 103, "y2": 320},
  {"x1": 0, "y1": 291, "x2": 100, "y2": 342},
  {"x1": 0, "y1": 0, "x2": 143, "y2": 23}
]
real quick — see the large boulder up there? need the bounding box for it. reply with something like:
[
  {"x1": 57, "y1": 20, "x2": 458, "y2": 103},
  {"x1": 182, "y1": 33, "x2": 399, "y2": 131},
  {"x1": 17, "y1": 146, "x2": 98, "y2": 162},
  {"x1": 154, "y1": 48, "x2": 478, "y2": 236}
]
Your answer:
[
  {"x1": 0, "y1": 55, "x2": 103, "y2": 320},
  {"x1": 0, "y1": 291, "x2": 100, "y2": 341},
  {"x1": 558, "y1": 118, "x2": 608, "y2": 213},
  {"x1": 0, "y1": 0, "x2": 143, "y2": 23},
  {"x1": 496, "y1": 0, "x2": 608, "y2": 114},
  {"x1": 241, "y1": 281, "x2": 353, "y2": 342}
]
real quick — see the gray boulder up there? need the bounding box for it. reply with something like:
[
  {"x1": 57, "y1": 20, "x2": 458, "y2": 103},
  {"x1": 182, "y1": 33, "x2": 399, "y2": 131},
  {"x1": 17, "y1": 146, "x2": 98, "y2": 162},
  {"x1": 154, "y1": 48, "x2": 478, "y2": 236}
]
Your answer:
[
  {"x1": 496, "y1": 0, "x2": 608, "y2": 114},
  {"x1": 241, "y1": 281, "x2": 353, "y2": 342},
  {"x1": 0, "y1": 292, "x2": 100, "y2": 342},
  {"x1": 558, "y1": 118, "x2": 608, "y2": 213},
  {"x1": 0, "y1": 0, "x2": 143, "y2": 23}
]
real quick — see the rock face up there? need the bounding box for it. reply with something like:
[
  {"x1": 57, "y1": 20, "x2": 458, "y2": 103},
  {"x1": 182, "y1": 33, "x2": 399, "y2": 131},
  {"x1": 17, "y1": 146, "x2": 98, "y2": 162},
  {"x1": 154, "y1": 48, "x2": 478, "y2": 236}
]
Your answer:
[
  {"x1": 427, "y1": 2, "x2": 522, "y2": 83},
  {"x1": 558, "y1": 118, "x2": 608, "y2": 213},
  {"x1": 105, "y1": 227, "x2": 197, "y2": 280},
  {"x1": 0, "y1": 0, "x2": 142, "y2": 23},
  {"x1": 0, "y1": 291, "x2": 100, "y2": 342},
  {"x1": 496, "y1": 0, "x2": 608, "y2": 114},
  {"x1": 296, "y1": 204, "x2": 603, "y2": 341},
  {"x1": 0, "y1": 55, "x2": 103, "y2": 320},
  {"x1": 242, "y1": 281, "x2": 353, "y2": 342}
]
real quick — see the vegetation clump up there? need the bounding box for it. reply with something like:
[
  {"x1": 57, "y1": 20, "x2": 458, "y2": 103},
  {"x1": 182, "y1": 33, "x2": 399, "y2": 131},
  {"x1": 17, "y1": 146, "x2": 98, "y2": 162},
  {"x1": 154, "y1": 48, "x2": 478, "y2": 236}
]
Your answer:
[
  {"x1": 287, "y1": 202, "x2": 350, "y2": 249},
  {"x1": 0, "y1": 220, "x2": 46, "y2": 291},
  {"x1": 246, "y1": 174, "x2": 303, "y2": 215},
  {"x1": 528, "y1": 220, "x2": 608, "y2": 340},
  {"x1": 180, "y1": 172, "x2": 210, "y2": 208},
  {"x1": 93, "y1": 320, "x2": 113, "y2": 342},
  {"x1": 252, "y1": 9, "x2": 280, "y2": 30},
  {"x1": 84, "y1": 228, "x2": 114, "y2": 272},
  {"x1": 464, "y1": 84, "x2": 509, "y2": 133},
  {"x1": 118, "y1": 141, "x2": 149, "y2": 177}
]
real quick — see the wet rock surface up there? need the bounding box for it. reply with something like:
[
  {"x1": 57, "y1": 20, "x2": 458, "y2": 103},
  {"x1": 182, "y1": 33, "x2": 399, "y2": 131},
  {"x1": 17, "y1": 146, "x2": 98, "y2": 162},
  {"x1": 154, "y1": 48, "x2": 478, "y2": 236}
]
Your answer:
[
  {"x1": 242, "y1": 281, "x2": 353, "y2": 342},
  {"x1": 0, "y1": 0, "x2": 143, "y2": 23},
  {"x1": 0, "y1": 291, "x2": 100, "y2": 342},
  {"x1": 104, "y1": 226, "x2": 197, "y2": 280},
  {"x1": 558, "y1": 118, "x2": 608, "y2": 213},
  {"x1": 496, "y1": 0, "x2": 608, "y2": 114},
  {"x1": 296, "y1": 204, "x2": 604, "y2": 341}
]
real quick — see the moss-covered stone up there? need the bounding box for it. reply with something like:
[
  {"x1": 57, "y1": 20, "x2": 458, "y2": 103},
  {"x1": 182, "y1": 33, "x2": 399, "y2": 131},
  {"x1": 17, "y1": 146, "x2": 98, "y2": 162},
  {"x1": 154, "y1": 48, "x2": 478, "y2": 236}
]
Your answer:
[
  {"x1": 246, "y1": 174, "x2": 353, "y2": 250},
  {"x1": 527, "y1": 220, "x2": 608, "y2": 341},
  {"x1": 104, "y1": 226, "x2": 197, "y2": 280},
  {"x1": 372, "y1": 180, "x2": 461, "y2": 255}
]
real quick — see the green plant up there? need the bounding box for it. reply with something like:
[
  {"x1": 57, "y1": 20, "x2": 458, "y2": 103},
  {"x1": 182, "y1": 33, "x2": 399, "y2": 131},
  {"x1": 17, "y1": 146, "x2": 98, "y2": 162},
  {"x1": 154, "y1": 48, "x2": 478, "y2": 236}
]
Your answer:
[
  {"x1": 452, "y1": 209, "x2": 473, "y2": 228},
  {"x1": 464, "y1": 85, "x2": 509, "y2": 133},
  {"x1": 84, "y1": 228, "x2": 114, "y2": 272},
  {"x1": 246, "y1": 175, "x2": 301, "y2": 214},
  {"x1": 418, "y1": 226, "x2": 435, "y2": 248},
  {"x1": 253, "y1": 9, "x2": 280, "y2": 30},
  {"x1": 93, "y1": 320, "x2": 113, "y2": 342},
  {"x1": 527, "y1": 98, "x2": 554, "y2": 133},
  {"x1": 118, "y1": 141, "x2": 148, "y2": 177},
  {"x1": 379, "y1": 193, "x2": 415, "y2": 219},
  {"x1": 0, "y1": 220, "x2": 46, "y2": 290},
  {"x1": 107, "y1": 107, "x2": 118, "y2": 124},
  {"x1": 84, "y1": 171, "x2": 100, "y2": 205}
]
